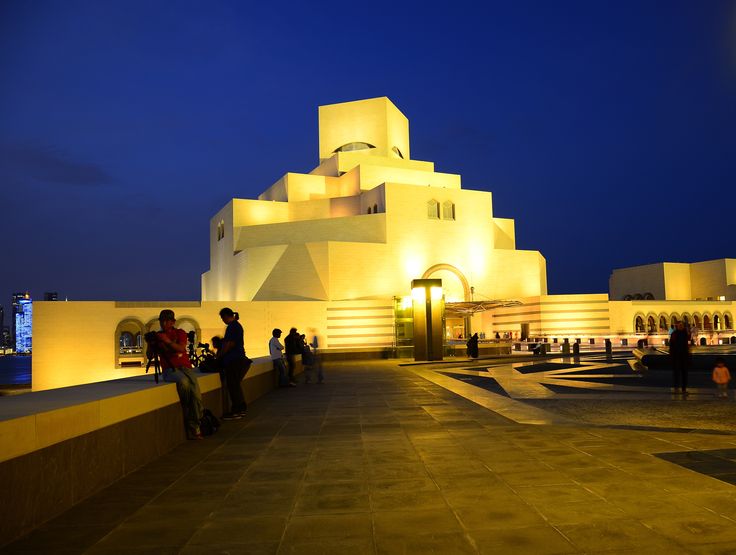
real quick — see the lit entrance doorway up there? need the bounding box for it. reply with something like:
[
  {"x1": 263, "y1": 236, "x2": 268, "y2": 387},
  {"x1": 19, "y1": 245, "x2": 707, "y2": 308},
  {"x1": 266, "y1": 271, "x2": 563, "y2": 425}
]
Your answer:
[
  {"x1": 446, "y1": 318, "x2": 466, "y2": 340},
  {"x1": 421, "y1": 264, "x2": 472, "y2": 339}
]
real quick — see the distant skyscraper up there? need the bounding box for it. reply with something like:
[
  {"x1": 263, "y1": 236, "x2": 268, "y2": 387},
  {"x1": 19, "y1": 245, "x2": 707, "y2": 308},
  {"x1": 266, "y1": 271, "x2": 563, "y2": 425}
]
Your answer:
[
  {"x1": 43, "y1": 292, "x2": 58, "y2": 301},
  {"x1": 12, "y1": 292, "x2": 32, "y2": 353}
]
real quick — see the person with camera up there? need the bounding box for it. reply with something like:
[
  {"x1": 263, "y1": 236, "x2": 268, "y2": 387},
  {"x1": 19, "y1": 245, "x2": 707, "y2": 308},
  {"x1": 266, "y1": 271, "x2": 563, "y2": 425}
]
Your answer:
[
  {"x1": 148, "y1": 309, "x2": 204, "y2": 440},
  {"x1": 217, "y1": 307, "x2": 251, "y2": 419}
]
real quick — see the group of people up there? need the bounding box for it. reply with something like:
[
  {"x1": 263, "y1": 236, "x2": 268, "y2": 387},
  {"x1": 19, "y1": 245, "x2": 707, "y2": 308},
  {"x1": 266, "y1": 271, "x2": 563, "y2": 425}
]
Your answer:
[
  {"x1": 668, "y1": 320, "x2": 731, "y2": 398},
  {"x1": 148, "y1": 309, "x2": 324, "y2": 440},
  {"x1": 269, "y1": 327, "x2": 323, "y2": 387},
  {"x1": 147, "y1": 307, "x2": 251, "y2": 439}
]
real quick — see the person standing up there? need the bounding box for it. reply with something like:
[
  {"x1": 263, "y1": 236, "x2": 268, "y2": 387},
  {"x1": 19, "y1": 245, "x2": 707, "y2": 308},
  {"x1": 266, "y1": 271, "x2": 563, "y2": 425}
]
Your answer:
[
  {"x1": 466, "y1": 333, "x2": 479, "y2": 359},
  {"x1": 217, "y1": 308, "x2": 250, "y2": 419},
  {"x1": 269, "y1": 328, "x2": 290, "y2": 387},
  {"x1": 148, "y1": 309, "x2": 204, "y2": 440},
  {"x1": 669, "y1": 321, "x2": 690, "y2": 396},
  {"x1": 306, "y1": 327, "x2": 324, "y2": 384},
  {"x1": 712, "y1": 358, "x2": 731, "y2": 399},
  {"x1": 284, "y1": 327, "x2": 300, "y2": 386}
]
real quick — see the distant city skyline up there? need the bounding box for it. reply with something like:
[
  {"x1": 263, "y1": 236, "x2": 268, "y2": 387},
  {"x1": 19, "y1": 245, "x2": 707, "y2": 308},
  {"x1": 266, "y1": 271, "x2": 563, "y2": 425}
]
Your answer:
[{"x1": 1, "y1": 1, "x2": 734, "y2": 306}]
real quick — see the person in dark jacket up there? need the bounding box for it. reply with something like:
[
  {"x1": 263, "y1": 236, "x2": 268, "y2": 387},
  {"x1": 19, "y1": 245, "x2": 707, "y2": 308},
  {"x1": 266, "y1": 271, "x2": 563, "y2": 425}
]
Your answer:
[
  {"x1": 466, "y1": 333, "x2": 479, "y2": 359},
  {"x1": 669, "y1": 321, "x2": 690, "y2": 396},
  {"x1": 217, "y1": 308, "x2": 251, "y2": 418},
  {"x1": 284, "y1": 327, "x2": 300, "y2": 386}
]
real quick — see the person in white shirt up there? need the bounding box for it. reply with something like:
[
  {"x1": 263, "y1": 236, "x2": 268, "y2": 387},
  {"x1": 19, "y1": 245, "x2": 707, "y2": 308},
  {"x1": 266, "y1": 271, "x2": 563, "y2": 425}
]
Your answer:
[{"x1": 269, "y1": 328, "x2": 291, "y2": 387}]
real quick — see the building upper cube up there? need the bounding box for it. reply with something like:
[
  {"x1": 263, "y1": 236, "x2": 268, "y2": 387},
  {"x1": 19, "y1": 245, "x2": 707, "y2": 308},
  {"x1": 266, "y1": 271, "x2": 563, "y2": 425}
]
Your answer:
[{"x1": 318, "y1": 97, "x2": 410, "y2": 163}]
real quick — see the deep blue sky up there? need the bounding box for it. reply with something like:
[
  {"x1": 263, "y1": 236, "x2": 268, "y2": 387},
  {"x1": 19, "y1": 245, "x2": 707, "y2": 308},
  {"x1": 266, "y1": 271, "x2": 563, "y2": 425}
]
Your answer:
[{"x1": 1, "y1": 0, "x2": 734, "y2": 315}]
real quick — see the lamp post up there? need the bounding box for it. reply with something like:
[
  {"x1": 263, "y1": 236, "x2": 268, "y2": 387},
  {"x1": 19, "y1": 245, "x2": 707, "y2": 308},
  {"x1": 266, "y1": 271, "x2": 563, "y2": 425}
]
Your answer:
[{"x1": 411, "y1": 279, "x2": 444, "y2": 361}]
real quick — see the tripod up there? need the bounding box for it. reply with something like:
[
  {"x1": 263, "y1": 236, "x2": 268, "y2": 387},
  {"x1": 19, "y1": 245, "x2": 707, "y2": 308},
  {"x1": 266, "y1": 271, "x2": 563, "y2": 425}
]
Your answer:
[{"x1": 145, "y1": 350, "x2": 162, "y2": 384}]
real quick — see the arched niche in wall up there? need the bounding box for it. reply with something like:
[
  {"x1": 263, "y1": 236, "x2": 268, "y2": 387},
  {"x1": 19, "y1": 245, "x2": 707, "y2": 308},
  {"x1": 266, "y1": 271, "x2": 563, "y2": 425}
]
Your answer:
[{"x1": 114, "y1": 317, "x2": 145, "y2": 368}]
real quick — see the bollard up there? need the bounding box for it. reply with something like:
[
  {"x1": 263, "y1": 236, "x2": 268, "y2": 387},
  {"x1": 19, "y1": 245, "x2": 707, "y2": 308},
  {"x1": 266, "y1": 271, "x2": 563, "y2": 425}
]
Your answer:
[
  {"x1": 572, "y1": 342, "x2": 580, "y2": 356},
  {"x1": 605, "y1": 338, "x2": 612, "y2": 355},
  {"x1": 562, "y1": 339, "x2": 570, "y2": 355}
]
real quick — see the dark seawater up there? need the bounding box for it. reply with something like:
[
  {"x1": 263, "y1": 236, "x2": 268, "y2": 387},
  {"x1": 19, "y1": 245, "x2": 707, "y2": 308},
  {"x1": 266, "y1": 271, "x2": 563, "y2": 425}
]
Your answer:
[{"x1": 0, "y1": 356, "x2": 31, "y2": 385}]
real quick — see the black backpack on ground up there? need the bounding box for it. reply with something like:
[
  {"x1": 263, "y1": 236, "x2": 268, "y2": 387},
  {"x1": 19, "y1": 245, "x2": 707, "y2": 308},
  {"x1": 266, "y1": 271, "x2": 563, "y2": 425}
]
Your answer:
[{"x1": 200, "y1": 409, "x2": 220, "y2": 436}]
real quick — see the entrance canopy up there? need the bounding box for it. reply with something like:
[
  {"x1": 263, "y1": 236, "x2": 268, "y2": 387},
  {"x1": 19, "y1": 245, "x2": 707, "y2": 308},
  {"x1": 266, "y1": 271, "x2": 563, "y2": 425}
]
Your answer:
[{"x1": 445, "y1": 300, "x2": 521, "y2": 317}]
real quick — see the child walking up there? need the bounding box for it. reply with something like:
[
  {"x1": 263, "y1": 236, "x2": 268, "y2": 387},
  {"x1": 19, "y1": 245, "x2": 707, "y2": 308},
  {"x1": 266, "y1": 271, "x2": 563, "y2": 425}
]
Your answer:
[{"x1": 712, "y1": 357, "x2": 731, "y2": 399}]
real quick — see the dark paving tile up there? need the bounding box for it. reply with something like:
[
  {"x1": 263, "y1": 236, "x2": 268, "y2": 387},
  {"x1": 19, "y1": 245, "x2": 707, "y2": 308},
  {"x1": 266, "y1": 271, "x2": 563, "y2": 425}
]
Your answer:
[
  {"x1": 370, "y1": 489, "x2": 449, "y2": 511},
  {"x1": 372, "y1": 508, "x2": 463, "y2": 537},
  {"x1": 283, "y1": 514, "x2": 373, "y2": 542},
  {"x1": 293, "y1": 492, "x2": 371, "y2": 515},
  {"x1": 468, "y1": 526, "x2": 578, "y2": 554},
  {"x1": 181, "y1": 542, "x2": 279, "y2": 555},
  {"x1": 187, "y1": 516, "x2": 287, "y2": 545},
  {"x1": 375, "y1": 532, "x2": 475, "y2": 554},
  {"x1": 88, "y1": 521, "x2": 197, "y2": 550},
  {"x1": 558, "y1": 518, "x2": 685, "y2": 552}
]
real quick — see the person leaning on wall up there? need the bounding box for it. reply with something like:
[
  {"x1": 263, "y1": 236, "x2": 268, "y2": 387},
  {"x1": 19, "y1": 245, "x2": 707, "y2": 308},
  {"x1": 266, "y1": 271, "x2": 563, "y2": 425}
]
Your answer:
[{"x1": 148, "y1": 309, "x2": 204, "y2": 440}]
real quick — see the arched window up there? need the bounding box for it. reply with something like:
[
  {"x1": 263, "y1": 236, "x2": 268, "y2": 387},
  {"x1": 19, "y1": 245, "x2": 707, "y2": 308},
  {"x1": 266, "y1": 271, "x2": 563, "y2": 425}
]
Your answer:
[
  {"x1": 703, "y1": 315, "x2": 712, "y2": 330},
  {"x1": 442, "y1": 201, "x2": 455, "y2": 221},
  {"x1": 670, "y1": 316, "x2": 678, "y2": 328},
  {"x1": 635, "y1": 316, "x2": 644, "y2": 333},
  {"x1": 633, "y1": 293, "x2": 643, "y2": 300},
  {"x1": 647, "y1": 316, "x2": 656, "y2": 333},
  {"x1": 367, "y1": 206, "x2": 372, "y2": 214},
  {"x1": 683, "y1": 315, "x2": 690, "y2": 327},
  {"x1": 217, "y1": 220, "x2": 225, "y2": 241},
  {"x1": 693, "y1": 314, "x2": 701, "y2": 329},
  {"x1": 373, "y1": 203, "x2": 378, "y2": 213},
  {"x1": 659, "y1": 316, "x2": 667, "y2": 331},
  {"x1": 725, "y1": 313, "x2": 732, "y2": 330},
  {"x1": 427, "y1": 199, "x2": 440, "y2": 219},
  {"x1": 623, "y1": 294, "x2": 633, "y2": 301},
  {"x1": 714, "y1": 315, "x2": 721, "y2": 330},
  {"x1": 643, "y1": 292, "x2": 655, "y2": 300},
  {"x1": 333, "y1": 142, "x2": 376, "y2": 153}
]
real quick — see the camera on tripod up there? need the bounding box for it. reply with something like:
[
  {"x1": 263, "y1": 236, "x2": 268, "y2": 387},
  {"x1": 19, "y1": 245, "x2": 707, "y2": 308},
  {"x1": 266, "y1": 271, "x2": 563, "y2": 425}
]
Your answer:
[{"x1": 143, "y1": 331, "x2": 163, "y2": 383}]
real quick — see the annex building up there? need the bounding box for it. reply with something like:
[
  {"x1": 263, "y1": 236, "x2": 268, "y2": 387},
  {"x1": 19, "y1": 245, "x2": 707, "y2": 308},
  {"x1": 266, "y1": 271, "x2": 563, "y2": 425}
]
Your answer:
[{"x1": 32, "y1": 98, "x2": 735, "y2": 390}]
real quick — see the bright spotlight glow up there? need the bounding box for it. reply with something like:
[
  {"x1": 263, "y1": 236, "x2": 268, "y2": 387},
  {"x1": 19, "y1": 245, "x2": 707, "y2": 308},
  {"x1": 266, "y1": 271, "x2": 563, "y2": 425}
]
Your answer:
[
  {"x1": 412, "y1": 287, "x2": 426, "y2": 302},
  {"x1": 430, "y1": 286, "x2": 443, "y2": 301}
]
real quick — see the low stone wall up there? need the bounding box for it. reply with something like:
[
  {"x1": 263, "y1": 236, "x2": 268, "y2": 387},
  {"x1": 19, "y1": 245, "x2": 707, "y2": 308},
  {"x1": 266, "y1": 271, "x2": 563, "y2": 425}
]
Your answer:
[{"x1": 0, "y1": 356, "x2": 294, "y2": 546}]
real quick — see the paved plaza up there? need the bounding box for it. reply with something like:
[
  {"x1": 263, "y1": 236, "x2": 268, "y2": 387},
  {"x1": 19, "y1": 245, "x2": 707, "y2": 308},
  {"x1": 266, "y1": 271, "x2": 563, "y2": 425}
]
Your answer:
[{"x1": 5, "y1": 355, "x2": 736, "y2": 554}]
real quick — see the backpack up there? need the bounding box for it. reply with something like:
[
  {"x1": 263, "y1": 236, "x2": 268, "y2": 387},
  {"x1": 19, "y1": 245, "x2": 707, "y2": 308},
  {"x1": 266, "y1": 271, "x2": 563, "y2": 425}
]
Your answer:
[{"x1": 200, "y1": 409, "x2": 220, "y2": 436}]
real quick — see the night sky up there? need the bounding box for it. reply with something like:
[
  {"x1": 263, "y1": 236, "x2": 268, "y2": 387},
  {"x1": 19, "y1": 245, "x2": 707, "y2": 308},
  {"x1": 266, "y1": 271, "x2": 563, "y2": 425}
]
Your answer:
[{"x1": 1, "y1": 1, "x2": 734, "y2": 315}]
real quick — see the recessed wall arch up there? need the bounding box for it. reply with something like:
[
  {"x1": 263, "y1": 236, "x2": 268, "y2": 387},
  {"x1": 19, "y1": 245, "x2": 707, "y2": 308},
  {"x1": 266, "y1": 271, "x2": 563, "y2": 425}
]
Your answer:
[
  {"x1": 634, "y1": 314, "x2": 645, "y2": 333},
  {"x1": 714, "y1": 313, "x2": 723, "y2": 331},
  {"x1": 421, "y1": 263, "x2": 472, "y2": 302},
  {"x1": 114, "y1": 317, "x2": 145, "y2": 368}
]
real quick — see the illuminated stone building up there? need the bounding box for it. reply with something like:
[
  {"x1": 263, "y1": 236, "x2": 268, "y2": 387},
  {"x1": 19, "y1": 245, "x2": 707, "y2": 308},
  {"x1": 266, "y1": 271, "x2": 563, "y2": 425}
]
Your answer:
[{"x1": 31, "y1": 98, "x2": 736, "y2": 390}]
